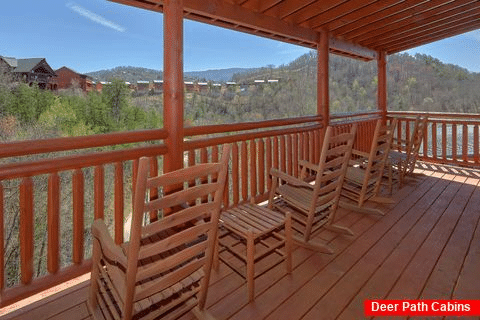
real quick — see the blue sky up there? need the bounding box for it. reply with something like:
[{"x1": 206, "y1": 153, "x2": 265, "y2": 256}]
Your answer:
[{"x1": 1, "y1": 0, "x2": 479, "y2": 74}]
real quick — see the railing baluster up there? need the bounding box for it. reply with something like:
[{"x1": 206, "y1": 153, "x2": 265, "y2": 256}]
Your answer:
[
  {"x1": 279, "y1": 135, "x2": 286, "y2": 173},
  {"x1": 432, "y1": 122, "x2": 437, "y2": 161},
  {"x1": 200, "y1": 147, "x2": 208, "y2": 164},
  {"x1": 462, "y1": 124, "x2": 468, "y2": 163},
  {"x1": 266, "y1": 138, "x2": 272, "y2": 192},
  {"x1": 20, "y1": 177, "x2": 34, "y2": 284},
  {"x1": 132, "y1": 159, "x2": 138, "y2": 206},
  {"x1": 474, "y1": 125, "x2": 479, "y2": 164},
  {"x1": 148, "y1": 157, "x2": 158, "y2": 222},
  {"x1": 250, "y1": 140, "x2": 257, "y2": 199},
  {"x1": 201, "y1": 147, "x2": 209, "y2": 203},
  {"x1": 314, "y1": 128, "x2": 320, "y2": 164},
  {"x1": 309, "y1": 131, "x2": 314, "y2": 163},
  {"x1": 47, "y1": 173, "x2": 60, "y2": 274},
  {"x1": 406, "y1": 119, "x2": 411, "y2": 149},
  {"x1": 286, "y1": 134, "x2": 293, "y2": 176},
  {"x1": 232, "y1": 143, "x2": 239, "y2": 205},
  {"x1": 241, "y1": 141, "x2": 248, "y2": 202},
  {"x1": 273, "y1": 136, "x2": 279, "y2": 170},
  {"x1": 293, "y1": 133, "x2": 298, "y2": 177},
  {"x1": 442, "y1": 122, "x2": 447, "y2": 160},
  {"x1": 258, "y1": 139, "x2": 265, "y2": 196},
  {"x1": 452, "y1": 123, "x2": 457, "y2": 162},
  {"x1": 423, "y1": 121, "x2": 428, "y2": 157},
  {"x1": 188, "y1": 149, "x2": 195, "y2": 167},
  {"x1": 114, "y1": 162, "x2": 124, "y2": 244},
  {"x1": 72, "y1": 169, "x2": 84, "y2": 265},
  {"x1": 211, "y1": 145, "x2": 219, "y2": 163},
  {"x1": 303, "y1": 132, "x2": 309, "y2": 161},
  {"x1": 94, "y1": 166, "x2": 104, "y2": 220},
  {"x1": 397, "y1": 120, "x2": 402, "y2": 152},
  {"x1": 0, "y1": 183, "x2": 3, "y2": 290}
]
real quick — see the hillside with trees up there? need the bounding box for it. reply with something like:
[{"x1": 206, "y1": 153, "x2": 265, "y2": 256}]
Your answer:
[
  {"x1": 0, "y1": 50, "x2": 479, "y2": 287},
  {"x1": 2, "y1": 51, "x2": 480, "y2": 141}
]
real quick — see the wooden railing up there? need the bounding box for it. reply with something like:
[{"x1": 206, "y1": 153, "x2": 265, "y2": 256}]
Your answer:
[
  {"x1": 0, "y1": 129, "x2": 168, "y2": 307},
  {"x1": 3, "y1": 110, "x2": 477, "y2": 308},
  {"x1": 388, "y1": 111, "x2": 480, "y2": 167},
  {"x1": 331, "y1": 111, "x2": 381, "y2": 153},
  {"x1": 0, "y1": 116, "x2": 326, "y2": 307},
  {"x1": 184, "y1": 115, "x2": 324, "y2": 206}
]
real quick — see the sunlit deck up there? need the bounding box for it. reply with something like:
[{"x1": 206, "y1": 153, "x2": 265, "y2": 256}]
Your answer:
[{"x1": 4, "y1": 162, "x2": 479, "y2": 320}]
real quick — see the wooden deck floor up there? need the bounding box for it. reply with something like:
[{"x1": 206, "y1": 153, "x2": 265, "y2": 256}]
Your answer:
[{"x1": 3, "y1": 163, "x2": 480, "y2": 320}]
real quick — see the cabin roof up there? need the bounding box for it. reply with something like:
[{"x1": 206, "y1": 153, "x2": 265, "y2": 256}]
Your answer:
[{"x1": 109, "y1": 0, "x2": 480, "y2": 61}]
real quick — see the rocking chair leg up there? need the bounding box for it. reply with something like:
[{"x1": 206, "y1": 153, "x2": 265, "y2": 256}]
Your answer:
[
  {"x1": 370, "y1": 196, "x2": 395, "y2": 205},
  {"x1": 292, "y1": 235, "x2": 334, "y2": 254},
  {"x1": 339, "y1": 201, "x2": 385, "y2": 216},
  {"x1": 324, "y1": 224, "x2": 354, "y2": 236},
  {"x1": 192, "y1": 306, "x2": 217, "y2": 320}
]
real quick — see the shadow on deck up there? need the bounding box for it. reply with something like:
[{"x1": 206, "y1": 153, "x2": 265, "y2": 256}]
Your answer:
[{"x1": 3, "y1": 163, "x2": 480, "y2": 320}]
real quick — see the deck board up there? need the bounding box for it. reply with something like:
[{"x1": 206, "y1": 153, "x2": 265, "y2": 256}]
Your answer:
[{"x1": 3, "y1": 164, "x2": 480, "y2": 320}]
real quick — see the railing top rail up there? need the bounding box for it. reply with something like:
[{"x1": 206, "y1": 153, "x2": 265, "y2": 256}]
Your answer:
[
  {"x1": 0, "y1": 129, "x2": 168, "y2": 159},
  {"x1": 387, "y1": 111, "x2": 480, "y2": 120},
  {"x1": 184, "y1": 123, "x2": 322, "y2": 150},
  {"x1": 0, "y1": 144, "x2": 168, "y2": 180},
  {"x1": 330, "y1": 110, "x2": 381, "y2": 120},
  {"x1": 184, "y1": 115, "x2": 323, "y2": 137}
]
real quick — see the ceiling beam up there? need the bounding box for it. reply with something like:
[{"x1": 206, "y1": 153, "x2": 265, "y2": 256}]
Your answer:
[
  {"x1": 325, "y1": 0, "x2": 403, "y2": 33},
  {"x1": 307, "y1": 0, "x2": 378, "y2": 30},
  {"x1": 365, "y1": 5, "x2": 480, "y2": 48},
  {"x1": 330, "y1": 38, "x2": 377, "y2": 60},
  {"x1": 387, "y1": 19, "x2": 480, "y2": 54},
  {"x1": 343, "y1": 0, "x2": 449, "y2": 41},
  {"x1": 109, "y1": 0, "x2": 377, "y2": 60},
  {"x1": 284, "y1": 0, "x2": 345, "y2": 25},
  {"x1": 356, "y1": 0, "x2": 479, "y2": 45}
]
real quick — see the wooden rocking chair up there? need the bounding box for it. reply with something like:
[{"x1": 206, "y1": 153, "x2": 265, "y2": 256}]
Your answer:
[
  {"x1": 268, "y1": 125, "x2": 357, "y2": 253},
  {"x1": 339, "y1": 119, "x2": 397, "y2": 216},
  {"x1": 387, "y1": 116, "x2": 428, "y2": 190},
  {"x1": 87, "y1": 145, "x2": 231, "y2": 320}
]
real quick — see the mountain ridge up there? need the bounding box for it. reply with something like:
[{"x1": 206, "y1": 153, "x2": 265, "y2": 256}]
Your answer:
[{"x1": 86, "y1": 66, "x2": 255, "y2": 82}]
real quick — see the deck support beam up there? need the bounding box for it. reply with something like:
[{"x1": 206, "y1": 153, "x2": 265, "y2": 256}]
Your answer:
[
  {"x1": 318, "y1": 30, "x2": 329, "y2": 128},
  {"x1": 163, "y1": 0, "x2": 184, "y2": 173},
  {"x1": 378, "y1": 51, "x2": 387, "y2": 121}
]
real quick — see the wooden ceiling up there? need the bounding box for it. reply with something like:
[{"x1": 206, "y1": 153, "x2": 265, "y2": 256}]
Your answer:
[{"x1": 110, "y1": 0, "x2": 480, "y2": 60}]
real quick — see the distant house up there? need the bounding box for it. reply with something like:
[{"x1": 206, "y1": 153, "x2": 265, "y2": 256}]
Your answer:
[
  {"x1": 96, "y1": 81, "x2": 110, "y2": 93},
  {"x1": 0, "y1": 57, "x2": 57, "y2": 90},
  {"x1": 195, "y1": 82, "x2": 208, "y2": 93},
  {"x1": 184, "y1": 81, "x2": 194, "y2": 92},
  {"x1": 153, "y1": 80, "x2": 163, "y2": 93},
  {"x1": 125, "y1": 81, "x2": 136, "y2": 91},
  {"x1": 0, "y1": 56, "x2": 16, "y2": 75},
  {"x1": 55, "y1": 66, "x2": 94, "y2": 92},
  {"x1": 136, "y1": 80, "x2": 151, "y2": 93}
]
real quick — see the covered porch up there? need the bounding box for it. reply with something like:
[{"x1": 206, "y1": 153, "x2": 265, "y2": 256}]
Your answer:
[
  {"x1": 3, "y1": 160, "x2": 480, "y2": 319},
  {"x1": 1, "y1": 0, "x2": 480, "y2": 319}
]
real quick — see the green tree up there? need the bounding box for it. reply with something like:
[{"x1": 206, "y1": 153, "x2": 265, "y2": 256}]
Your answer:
[{"x1": 102, "y1": 79, "x2": 129, "y2": 123}]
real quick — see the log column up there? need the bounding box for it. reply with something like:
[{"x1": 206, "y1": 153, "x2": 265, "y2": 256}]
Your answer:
[
  {"x1": 163, "y1": 0, "x2": 184, "y2": 173},
  {"x1": 318, "y1": 30, "x2": 329, "y2": 128},
  {"x1": 378, "y1": 50, "x2": 387, "y2": 121}
]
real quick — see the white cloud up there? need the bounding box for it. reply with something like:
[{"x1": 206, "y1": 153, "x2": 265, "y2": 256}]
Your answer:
[{"x1": 67, "y1": 2, "x2": 125, "y2": 32}]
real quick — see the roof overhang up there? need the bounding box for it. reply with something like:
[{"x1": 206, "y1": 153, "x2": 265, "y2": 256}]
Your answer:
[{"x1": 109, "y1": 0, "x2": 480, "y2": 61}]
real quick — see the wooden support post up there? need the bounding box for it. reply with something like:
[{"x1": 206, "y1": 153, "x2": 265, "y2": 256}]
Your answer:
[
  {"x1": 378, "y1": 51, "x2": 387, "y2": 122},
  {"x1": 163, "y1": 0, "x2": 184, "y2": 174},
  {"x1": 318, "y1": 30, "x2": 329, "y2": 128}
]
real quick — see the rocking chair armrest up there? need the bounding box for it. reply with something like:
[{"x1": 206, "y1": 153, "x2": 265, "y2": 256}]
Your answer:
[
  {"x1": 351, "y1": 149, "x2": 369, "y2": 158},
  {"x1": 298, "y1": 160, "x2": 320, "y2": 172},
  {"x1": 270, "y1": 168, "x2": 313, "y2": 189},
  {"x1": 92, "y1": 219, "x2": 128, "y2": 268}
]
